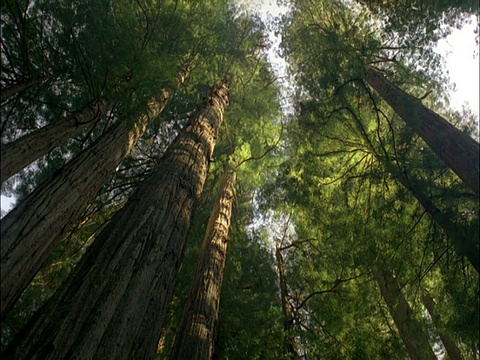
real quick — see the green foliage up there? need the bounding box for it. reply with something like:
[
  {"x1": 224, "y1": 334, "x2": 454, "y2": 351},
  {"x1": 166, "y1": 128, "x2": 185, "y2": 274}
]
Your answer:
[
  {"x1": 1, "y1": 0, "x2": 478, "y2": 358},
  {"x1": 218, "y1": 228, "x2": 284, "y2": 359},
  {"x1": 282, "y1": 0, "x2": 448, "y2": 99},
  {"x1": 255, "y1": 0, "x2": 480, "y2": 357},
  {"x1": 355, "y1": 0, "x2": 478, "y2": 45}
]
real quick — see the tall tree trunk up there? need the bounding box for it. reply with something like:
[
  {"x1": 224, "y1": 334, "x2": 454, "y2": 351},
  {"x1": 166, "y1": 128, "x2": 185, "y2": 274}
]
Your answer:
[
  {"x1": 0, "y1": 109, "x2": 145, "y2": 320},
  {"x1": 365, "y1": 66, "x2": 480, "y2": 194},
  {"x1": 374, "y1": 267, "x2": 436, "y2": 360},
  {"x1": 422, "y1": 292, "x2": 464, "y2": 360},
  {"x1": 0, "y1": 74, "x2": 52, "y2": 102},
  {"x1": 0, "y1": 87, "x2": 173, "y2": 320},
  {"x1": 211, "y1": 324, "x2": 225, "y2": 360},
  {"x1": 1, "y1": 98, "x2": 110, "y2": 183},
  {"x1": 2, "y1": 80, "x2": 229, "y2": 360},
  {"x1": 275, "y1": 246, "x2": 300, "y2": 359},
  {"x1": 381, "y1": 159, "x2": 479, "y2": 273},
  {"x1": 170, "y1": 168, "x2": 236, "y2": 360}
]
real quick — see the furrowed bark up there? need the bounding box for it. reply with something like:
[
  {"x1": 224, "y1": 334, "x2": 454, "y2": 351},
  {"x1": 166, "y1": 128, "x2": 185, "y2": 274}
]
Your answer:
[
  {"x1": 365, "y1": 66, "x2": 480, "y2": 194},
  {"x1": 275, "y1": 247, "x2": 300, "y2": 360},
  {"x1": 2, "y1": 80, "x2": 229, "y2": 360},
  {"x1": 374, "y1": 267, "x2": 436, "y2": 360},
  {"x1": 1, "y1": 98, "x2": 109, "y2": 183},
  {"x1": 422, "y1": 292, "x2": 464, "y2": 360},
  {"x1": 170, "y1": 169, "x2": 236, "y2": 360},
  {"x1": 0, "y1": 87, "x2": 174, "y2": 320},
  {"x1": 0, "y1": 110, "x2": 147, "y2": 320}
]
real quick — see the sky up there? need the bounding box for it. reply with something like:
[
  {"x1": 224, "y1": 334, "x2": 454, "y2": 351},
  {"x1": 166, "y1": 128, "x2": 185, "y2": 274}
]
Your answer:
[
  {"x1": 434, "y1": 18, "x2": 479, "y2": 116},
  {"x1": 1, "y1": 5, "x2": 479, "y2": 215},
  {"x1": 255, "y1": 2, "x2": 479, "y2": 116}
]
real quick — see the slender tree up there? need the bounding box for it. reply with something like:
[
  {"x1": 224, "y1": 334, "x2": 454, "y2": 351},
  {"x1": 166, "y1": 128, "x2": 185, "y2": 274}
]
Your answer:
[
  {"x1": 275, "y1": 3, "x2": 479, "y2": 357},
  {"x1": 422, "y1": 291, "x2": 464, "y2": 360},
  {"x1": 2, "y1": 80, "x2": 229, "y2": 359},
  {"x1": 374, "y1": 266, "x2": 436, "y2": 360},
  {"x1": 1, "y1": 97, "x2": 109, "y2": 183},
  {"x1": 364, "y1": 66, "x2": 480, "y2": 194},
  {"x1": 170, "y1": 168, "x2": 236, "y2": 360},
  {"x1": 380, "y1": 159, "x2": 479, "y2": 273},
  {"x1": 0, "y1": 75, "x2": 53, "y2": 103},
  {"x1": 275, "y1": 246, "x2": 300, "y2": 360},
  {"x1": 0, "y1": 71, "x2": 183, "y2": 320}
]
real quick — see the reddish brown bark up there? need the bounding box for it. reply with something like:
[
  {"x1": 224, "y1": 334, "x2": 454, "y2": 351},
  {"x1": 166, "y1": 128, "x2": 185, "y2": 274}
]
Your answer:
[
  {"x1": 365, "y1": 66, "x2": 480, "y2": 194},
  {"x1": 170, "y1": 169, "x2": 236, "y2": 360},
  {"x1": 0, "y1": 64, "x2": 193, "y2": 320},
  {"x1": 374, "y1": 267, "x2": 436, "y2": 360},
  {"x1": 0, "y1": 108, "x2": 147, "y2": 321},
  {"x1": 2, "y1": 80, "x2": 229, "y2": 360},
  {"x1": 1, "y1": 98, "x2": 109, "y2": 183}
]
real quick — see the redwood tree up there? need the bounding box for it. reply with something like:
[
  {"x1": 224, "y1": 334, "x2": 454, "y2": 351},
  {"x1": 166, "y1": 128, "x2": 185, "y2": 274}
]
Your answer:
[
  {"x1": 275, "y1": 246, "x2": 300, "y2": 360},
  {"x1": 0, "y1": 75, "x2": 53, "y2": 103},
  {"x1": 0, "y1": 84, "x2": 175, "y2": 320},
  {"x1": 2, "y1": 80, "x2": 229, "y2": 360},
  {"x1": 1, "y1": 97, "x2": 109, "y2": 183},
  {"x1": 374, "y1": 266, "x2": 436, "y2": 360},
  {"x1": 364, "y1": 66, "x2": 480, "y2": 194},
  {"x1": 380, "y1": 158, "x2": 479, "y2": 273},
  {"x1": 170, "y1": 168, "x2": 236, "y2": 360},
  {"x1": 422, "y1": 292, "x2": 464, "y2": 360}
]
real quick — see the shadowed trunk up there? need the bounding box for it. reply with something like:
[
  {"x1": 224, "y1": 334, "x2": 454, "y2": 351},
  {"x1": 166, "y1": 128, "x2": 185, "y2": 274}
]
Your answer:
[
  {"x1": 1, "y1": 98, "x2": 109, "y2": 183},
  {"x1": 374, "y1": 267, "x2": 436, "y2": 360},
  {"x1": 276, "y1": 247, "x2": 300, "y2": 359},
  {"x1": 0, "y1": 85, "x2": 176, "y2": 320},
  {"x1": 2, "y1": 80, "x2": 229, "y2": 360},
  {"x1": 0, "y1": 107, "x2": 146, "y2": 321},
  {"x1": 365, "y1": 66, "x2": 480, "y2": 194},
  {"x1": 0, "y1": 75, "x2": 52, "y2": 102},
  {"x1": 381, "y1": 159, "x2": 479, "y2": 273},
  {"x1": 170, "y1": 168, "x2": 236, "y2": 360},
  {"x1": 422, "y1": 292, "x2": 464, "y2": 360}
]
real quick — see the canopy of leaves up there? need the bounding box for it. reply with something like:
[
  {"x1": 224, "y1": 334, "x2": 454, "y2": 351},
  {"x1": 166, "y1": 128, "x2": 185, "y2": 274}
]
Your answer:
[{"x1": 1, "y1": 0, "x2": 478, "y2": 358}]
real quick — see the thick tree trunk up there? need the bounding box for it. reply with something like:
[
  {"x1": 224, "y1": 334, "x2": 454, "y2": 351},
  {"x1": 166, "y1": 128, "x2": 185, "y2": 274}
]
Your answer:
[
  {"x1": 0, "y1": 110, "x2": 146, "y2": 320},
  {"x1": 1, "y1": 98, "x2": 109, "y2": 183},
  {"x1": 275, "y1": 247, "x2": 300, "y2": 359},
  {"x1": 0, "y1": 75, "x2": 52, "y2": 102},
  {"x1": 422, "y1": 292, "x2": 464, "y2": 360},
  {"x1": 365, "y1": 66, "x2": 480, "y2": 194},
  {"x1": 0, "y1": 88, "x2": 173, "y2": 320},
  {"x1": 2, "y1": 80, "x2": 229, "y2": 360},
  {"x1": 212, "y1": 327, "x2": 225, "y2": 360},
  {"x1": 382, "y1": 159, "x2": 479, "y2": 273},
  {"x1": 374, "y1": 267, "x2": 436, "y2": 360},
  {"x1": 170, "y1": 168, "x2": 236, "y2": 360}
]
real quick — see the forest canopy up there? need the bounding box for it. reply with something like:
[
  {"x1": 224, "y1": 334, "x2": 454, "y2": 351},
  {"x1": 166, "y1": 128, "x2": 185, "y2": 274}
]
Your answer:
[{"x1": 0, "y1": 0, "x2": 479, "y2": 359}]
